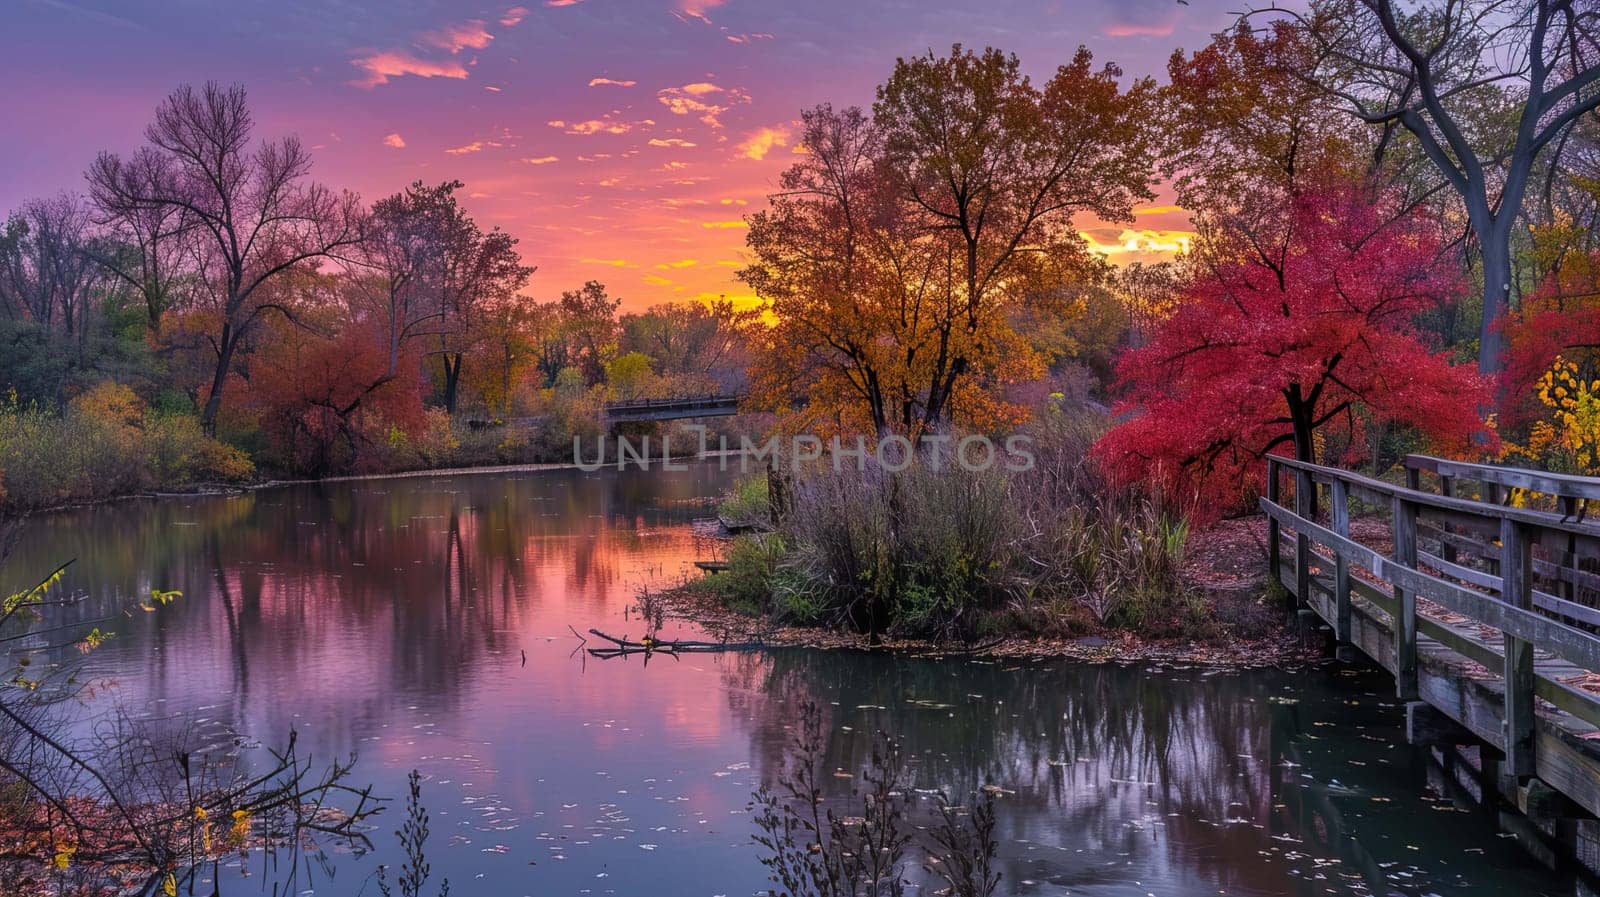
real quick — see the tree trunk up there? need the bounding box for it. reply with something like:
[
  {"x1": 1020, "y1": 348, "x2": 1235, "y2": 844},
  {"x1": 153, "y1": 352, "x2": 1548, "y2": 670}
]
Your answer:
[
  {"x1": 441, "y1": 353, "x2": 463, "y2": 415},
  {"x1": 1478, "y1": 234, "x2": 1512, "y2": 380},
  {"x1": 200, "y1": 323, "x2": 237, "y2": 435},
  {"x1": 1287, "y1": 388, "x2": 1319, "y2": 519}
]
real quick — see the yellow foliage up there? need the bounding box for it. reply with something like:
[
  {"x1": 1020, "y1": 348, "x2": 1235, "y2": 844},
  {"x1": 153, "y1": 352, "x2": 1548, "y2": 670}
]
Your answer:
[
  {"x1": 1529, "y1": 355, "x2": 1600, "y2": 473},
  {"x1": 68, "y1": 381, "x2": 144, "y2": 431},
  {"x1": 229, "y1": 808, "x2": 252, "y2": 846}
]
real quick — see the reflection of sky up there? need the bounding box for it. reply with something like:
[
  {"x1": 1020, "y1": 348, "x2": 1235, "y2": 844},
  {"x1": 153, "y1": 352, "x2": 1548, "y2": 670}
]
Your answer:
[{"x1": 2, "y1": 0, "x2": 1223, "y2": 310}]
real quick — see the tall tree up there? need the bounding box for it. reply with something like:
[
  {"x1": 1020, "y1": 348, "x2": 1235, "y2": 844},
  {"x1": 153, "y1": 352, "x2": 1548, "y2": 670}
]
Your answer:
[
  {"x1": 359, "y1": 180, "x2": 467, "y2": 379},
  {"x1": 528, "y1": 300, "x2": 572, "y2": 388},
  {"x1": 1165, "y1": 22, "x2": 1360, "y2": 237},
  {"x1": 873, "y1": 44, "x2": 1158, "y2": 427},
  {"x1": 85, "y1": 147, "x2": 192, "y2": 332},
  {"x1": 430, "y1": 222, "x2": 531, "y2": 414},
  {"x1": 88, "y1": 82, "x2": 364, "y2": 432},
  {"x1": 557, "y1": 280, "x2": 620, "y2": 386},
  {"x1": 1096, "y1": 184, "x2": 1491, "y2": 515},
  {"x1": 743, "y1": 46, "x2": 1157, "y2": 436},
  {"x1": 1279, "y1": 0, "x2": 1600, "y2": 377}
]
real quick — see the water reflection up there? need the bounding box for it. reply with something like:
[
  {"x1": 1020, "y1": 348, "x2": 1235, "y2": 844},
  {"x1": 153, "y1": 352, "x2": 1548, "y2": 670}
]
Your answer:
[
  {"x1": 728, "y1": 654, "x2": 1573, "y2": 896},
  {"x1": 6, "y1": 465, "x2": 1576, "y2": 896}
]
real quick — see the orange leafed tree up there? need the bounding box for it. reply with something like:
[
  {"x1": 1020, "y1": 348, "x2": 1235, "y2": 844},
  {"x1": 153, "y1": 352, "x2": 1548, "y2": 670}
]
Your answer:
[{"x1": 740, "y1": 45, "x2": 1157, "y2": 437}]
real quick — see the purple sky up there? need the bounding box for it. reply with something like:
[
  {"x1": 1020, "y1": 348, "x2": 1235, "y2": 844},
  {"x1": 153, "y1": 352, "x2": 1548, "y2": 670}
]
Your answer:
[{"x1": 2, "y1": 0, "x2": 1234, "y2": 308}]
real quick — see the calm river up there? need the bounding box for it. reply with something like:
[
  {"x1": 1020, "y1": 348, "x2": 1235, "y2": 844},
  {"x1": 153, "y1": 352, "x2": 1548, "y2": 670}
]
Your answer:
[{"x1": 8, "y1": 464, "x2": 1575, "y2": 896}]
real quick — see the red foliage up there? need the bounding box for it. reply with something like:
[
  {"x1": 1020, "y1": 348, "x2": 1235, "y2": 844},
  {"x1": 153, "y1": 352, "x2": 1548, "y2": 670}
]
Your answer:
[
  {"x1": 1094, "y1": 184, "x2": 1492, "y2": 518},
  {"x1": 1501, "y1": 258, "x2": 1600, "y2": 431},
  {"x1": 238, "y1": 318, "x2": 427, "y2": 474}
]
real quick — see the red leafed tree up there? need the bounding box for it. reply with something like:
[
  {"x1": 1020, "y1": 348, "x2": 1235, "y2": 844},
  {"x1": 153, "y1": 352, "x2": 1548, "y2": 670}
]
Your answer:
[
  {"x1": 243, "y1": 314, "x2": 427, "y2": 475},
  {"x1": 1501, "y1": 246, "x2": 1600, "y2": 431},
  {"x1": 1095, "y1": 184, "x2": 1491, "y2": 515}
]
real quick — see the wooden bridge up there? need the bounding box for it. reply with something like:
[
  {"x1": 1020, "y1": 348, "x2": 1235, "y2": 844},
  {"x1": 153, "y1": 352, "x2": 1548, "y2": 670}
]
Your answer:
[
  {"x1": 1264, "y1": 453, "x2": 1600, "y2": 864},
  {"x1": 602, "y1": 393, "x2": 742, "y2": 423}
]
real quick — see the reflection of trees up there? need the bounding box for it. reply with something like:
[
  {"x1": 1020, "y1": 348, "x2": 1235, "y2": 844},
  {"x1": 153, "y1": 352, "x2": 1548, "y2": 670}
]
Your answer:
[
  {"x1": 7, "y1": 464, "x2": 733, "y2": 754},
  {"x1": 726, "y1": 653, "x2": 1327, "y2": 895},
  {"x1": 726, "y1": 651, "x2": 1275, "y2": 889},
  {"x1": 729, "y1": 654, "x2": 1569, "y2": 896}
]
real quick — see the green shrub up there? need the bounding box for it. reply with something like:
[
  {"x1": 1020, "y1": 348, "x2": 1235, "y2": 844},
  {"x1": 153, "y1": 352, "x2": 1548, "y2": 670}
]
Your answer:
[
  {"x1": 716, "y1": 475, "x2": 771, "y2": 527},
  {"x1": 708, "y1": 534, "x2": 787, "y2": 614},
  {"x1": 144, "y1": 412, "x2": 254, "y2": 485}
]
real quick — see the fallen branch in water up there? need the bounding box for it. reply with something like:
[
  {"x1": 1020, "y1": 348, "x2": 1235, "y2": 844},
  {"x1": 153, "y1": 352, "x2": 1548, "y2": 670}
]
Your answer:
[{"x1": 585, "y1": 628, "x2": 766, "y2": 659}]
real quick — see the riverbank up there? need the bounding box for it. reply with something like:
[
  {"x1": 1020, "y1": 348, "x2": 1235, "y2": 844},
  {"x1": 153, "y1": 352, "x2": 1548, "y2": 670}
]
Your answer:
[
  {"x1": 11, "y1": 450, "x2": 757, "y2": 516},
  {"x1": 649, "y1": 516, "x2": 1314, "y2": 667},
  {"x1": 1, "y1": 460, "x2": 585, "y2": 516}
]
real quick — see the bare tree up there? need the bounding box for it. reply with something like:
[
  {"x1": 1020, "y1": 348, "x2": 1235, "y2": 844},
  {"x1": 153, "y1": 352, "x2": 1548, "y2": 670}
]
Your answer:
[
  {"x1": 0, "y1": 194, "x2": 112, "y2": 345},
  {"x1": 85, "y1": 146, "x2": 193, "y2": 333},
  {"x1": 1272, "y1": 0, "x2": 1600, "y2": 377},
  {"x1": 88, "y1": 82, "x2": 365, "y2": 432},
  {"x1": 358, "y1": 181, "x2": 466, "y2": 379}
]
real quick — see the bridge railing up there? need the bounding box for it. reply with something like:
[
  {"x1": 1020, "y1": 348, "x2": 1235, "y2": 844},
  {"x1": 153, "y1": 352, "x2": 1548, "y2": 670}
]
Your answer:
[
  {"x1": 1263, "y1": 454, "x2": 1600, "y2": 786},
  {"x1": 1405, "y1": 453, "x2": 1600, "y2": 516},
  {"x1": 603, "y1": 393, "x2": 738, "y2": 410}
]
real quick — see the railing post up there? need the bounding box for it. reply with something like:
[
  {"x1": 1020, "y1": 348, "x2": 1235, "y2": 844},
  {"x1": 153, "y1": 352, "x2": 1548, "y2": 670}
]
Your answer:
[
  {"x1": 1559, "y1": 496, "x2": 1578, "y2": 604},
  {"x1": 1332, "y1": 478, "x2": 1351, "y2": 647},
  {"x1": 1405, "y1": 466, "x2": 1421, "y2": 491},
  {"x1": 1266, "y1": 459, "x2": 1281, "y2": 588},
  {"x1": 1501, "y1": 517, "x2": 1535, "y2": 778},
  {"x1": 1438, "y1": 476, "x2": 1457, "y2": 564},
  {"x1": 1295, "y1": 468, "x2": 1313, "y2": 609},
  {"x1": 1391, "y1": 495, "x2": 1419, "y2": 700}
]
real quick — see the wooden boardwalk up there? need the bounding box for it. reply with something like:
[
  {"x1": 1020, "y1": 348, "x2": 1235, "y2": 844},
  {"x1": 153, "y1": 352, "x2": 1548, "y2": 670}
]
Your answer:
[{"x1": 1262, "y1": 453, "x2": 1600, "y2": 850}]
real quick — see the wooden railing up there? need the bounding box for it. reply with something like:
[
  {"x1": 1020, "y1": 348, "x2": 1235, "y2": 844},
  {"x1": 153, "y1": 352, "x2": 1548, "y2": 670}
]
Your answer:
[
  {"x1": 1405, "y1": 453, "x2": 1600, "y2": 520},
  {"x1": 1262, "y1": 454, "x2": 1600, "y2": 790},
  {"x1": 601, "y1": 393, "x2": 743, "y2": 422}
]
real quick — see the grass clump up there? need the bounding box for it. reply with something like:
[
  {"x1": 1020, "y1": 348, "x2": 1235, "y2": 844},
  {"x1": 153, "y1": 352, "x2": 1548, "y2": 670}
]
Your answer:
[
  {"x1": 704, "y1": 405, "x2": 1202, "y2": 643},
  {"x1": 717, "y1": 474, "x2": 772, "y2": 528}
]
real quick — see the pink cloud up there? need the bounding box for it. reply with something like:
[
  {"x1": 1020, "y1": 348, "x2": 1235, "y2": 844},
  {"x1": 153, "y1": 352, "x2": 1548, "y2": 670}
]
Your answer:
[
  {"x1": 422, "y1": 20, "x2": 494, "y2": 54},
  {"x1": 546, "y1": 0, "x2": 584, "y2": 6},
  {"x1": 677, "y1": 0, "x2": 727, "y2": 24},
  {"x1": 1103, "y1": 14, "x2": 1178, "y2": 38},
  {"x1": 500, "y1": 6, "x2": 531, "y2": 25},
  {"x1": 445, "y1": 141, "x2": 487, "y2": 155},
  {"x1": 382, "y1": 133, "x2": 406, "y2": 148},
  {"x1": 588, "y1": 77, "x2": 637, "y2": 88},
  {"x1": 350, "y1": 51, "x2": 470, "y2": 88},
  {"x1": 649, "y1": 137, "x2": 697, "y2": 147},
  {"x1": 522, "y1": 155, "x2": 560, "y2": 165}
]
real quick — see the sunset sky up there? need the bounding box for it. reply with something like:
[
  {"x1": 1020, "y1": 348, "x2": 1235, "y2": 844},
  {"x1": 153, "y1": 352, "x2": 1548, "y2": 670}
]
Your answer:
[{"x1": 3, "y1": 0, "x2": 1226, "y2": 311}]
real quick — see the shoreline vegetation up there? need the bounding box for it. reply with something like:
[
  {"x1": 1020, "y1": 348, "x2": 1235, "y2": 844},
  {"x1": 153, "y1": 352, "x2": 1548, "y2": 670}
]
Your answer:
[{"x1": 645, "y1": 406, "x2": 1308, "y2": 666}]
